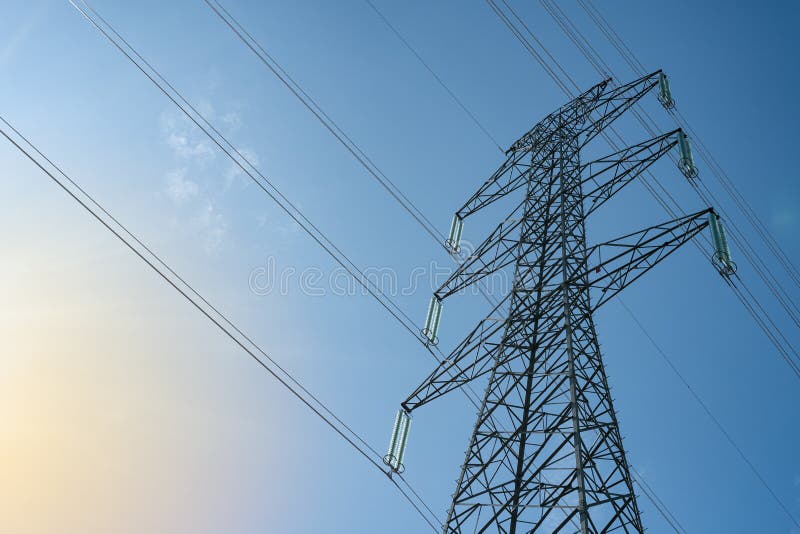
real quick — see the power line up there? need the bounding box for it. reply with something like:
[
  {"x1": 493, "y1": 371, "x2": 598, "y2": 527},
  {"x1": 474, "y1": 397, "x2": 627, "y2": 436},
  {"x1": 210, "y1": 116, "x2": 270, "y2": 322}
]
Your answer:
[
  {"x1": 498, "y1": 0, "x2": 800, "y2": 394},
  {"x1": 102, "y1": 0, "x2": 504, "y2": 421},
  {"x1": 526, "y1": 0, "x2": 800, "y2": 527},
  {"x1": 578, "y1": 0, "x2": 800, "y2": 292},
  {"x1": 66, "y1": 0, "x2": 795, "y2": 530},
  {"x1": 203, "y1": 0, "x2": 446, "y2": 246},
  {"x1": 202, "y1": 1, "x2": 533, "y2": 356},
  {"x1": 0, "y1": 114, "x2": 441, "y2": 531},
  {"x1": 66, "y1": 2, "x2": 528, "y2": 527},
  {"x1": 537, "y1": 0, "x2": 800, "y2": 379},
  {"x1": 68, "y1": 0, "x2": 458, "y2": 369},
  {"x1": 554, "y1": 0, "x2": 800, "y2": 334},
  {"x1": 204, "y1": 3, "x2": 604, "y2": 530},
  {"x1": 68, "y1": 4, "x2": 513, "y2": 487},
  {"x1": 619, "y1": 298, "x2": 800, "y2": 529},
  {"x1": 332, "y1": 0, "x2": 796, "y2": 529},
  {"x1": 202, "y1": 0, "x2": 513, "y2": 326},
  {"x1": 560, "y1": 0, "x2": 800, "y2": 335},
  {"x1": 479, "y1": 2, "x2": 710, "y2": 531},
  {"x1": 197, "y1": 0, "x2": 553, "y2": 460},
  {"x1": 630, "y1": 465, "x2": 686, "y2": 534},
  {"x1": 66, "y1": 0, "x2": 462, "y2": 527}
]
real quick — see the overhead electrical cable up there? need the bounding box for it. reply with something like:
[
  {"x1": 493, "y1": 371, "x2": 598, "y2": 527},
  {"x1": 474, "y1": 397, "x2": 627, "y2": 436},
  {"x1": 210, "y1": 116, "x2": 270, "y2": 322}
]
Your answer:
[
  {"x1": 202, "y1": 2, "x2": 580, "y2": 529},
  {"x1": 481, "y1": 0, "x2": 800, "y2": 529},
  {"x1": 202, "y1": 0, "x2": 445, "y2": 245},
  {"x1": 630, "y1": 465, "x2": 687, "y2": 534},
  {"x1": 67, "y1": 0, "x2": 473, "y2": 389},
  {"x1": 65, "y1": 0, "x2": 797, "y2": 529},
  {"x1": 201, "y1": 0, "x2": 513, "y2": 319},
  {"x1": 0, "y1": 115, "x2": 441, "y2": 531},
  {"x1": 66, "y1": 0, "x2": 506, "y2": 526},
  {"x1": 196, "y1": 0, "x2": 538, "y2": 440},
  {"x1": 349, "y1": 1, "x2": 686, "y2": 529},
  {"x1": 67, "y1": 0, "x2": 425, "y2": 343},
  {"x1": 546, "y1": 0, "x2": 800, "y2": 340},
  {"x1": 537, "y1": 0, "x2": 800, "y2": 378},
  {"x1": 619, "y1": 298, "x2": 800, "y2": 528},
  {"x1": 64, "y1": 13, "x2": 510, "y2": 503},
  {"x1": 64, "y1": 3, "x2": 520, "y2": 526},
  {"x1": 513, "y1": 0, "x2": 800, "y2": 526},
  {"x1": 362, "y1": 1, "x2": 799, "y2": 530},
  {"x1": 501, "y1": 0, "x2": 800, "y2": 387},
  {"x1": 578, "y1": 0, "x2": 800, "y2": 292}
]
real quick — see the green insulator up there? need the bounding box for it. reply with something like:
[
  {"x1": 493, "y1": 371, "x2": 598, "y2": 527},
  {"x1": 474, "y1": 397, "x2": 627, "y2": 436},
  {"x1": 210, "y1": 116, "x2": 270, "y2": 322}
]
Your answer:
[
  {"x1": 386, "y1": 410, "x2": 403, "y2": 463},
  {"x1": 395, "y1": 415, "x2": 411, "y2": 468},
  {"x1": 717, "y1": 220, "x2": 732, "y2": 262},
  {"x1": 423, "y1": 298, "x2": 435, "y2": 333},
  {"x1": 431, "y1": 301, "x2": 442, "y2": 337},
  {"x1": 423, "y1": 297, "x2": 443, "y2": 344},
  {"x1": 677, "y1": 132, "x2": 697, "y2": 178},
  {"x1": 708, "y1": 213, "x2": 735, "y2": 275},
  {"x1": 709, "y1": 213, "x2": 727, "y2": 260},
  {"x1": 658, "y1": 72, "x2": 674, "y2": 109},
  {"x1": 447, "y1": 215, "x2": 464, "y2": 252},
  {"x1": 384, "y1": 410, "x2": 411, "y2": 472}
]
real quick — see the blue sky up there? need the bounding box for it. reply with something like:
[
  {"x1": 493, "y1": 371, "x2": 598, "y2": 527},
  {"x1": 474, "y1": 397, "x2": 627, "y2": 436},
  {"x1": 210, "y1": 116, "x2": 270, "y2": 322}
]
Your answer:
[{"x1": 1, "y1": 1, "x2": 799, "y2": 533}]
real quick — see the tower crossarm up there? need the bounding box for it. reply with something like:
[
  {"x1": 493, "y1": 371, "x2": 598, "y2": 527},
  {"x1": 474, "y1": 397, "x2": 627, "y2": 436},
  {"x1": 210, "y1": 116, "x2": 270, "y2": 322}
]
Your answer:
[
  {"x1": 456, "y1": 72, "x2": 663, "y2": 220},
  {"x1": 581, "y1": 208, "x2": 712, "y2": 310},
  {"x1": 455, "y1": 142, "x2": 547, "y2": 219},
  {"x1": 579, "y1": 129, "x2": 680, "y2": 217},
  {"x1": 575, "y1": 70, "x2": 663, "y2": 150},
  {"x1": 404, "y1": 281, "x2": 580, "y2": 412},
  {"x1": 437, "y1": 199, "x2": 534, "y2": 301},
  {"x1": 409, "y1": 209, "x2": 712, "y2": 413},
  {"x1": 440, "y1": 130, "x2": 681, "y2": 301},
  {"x1": 402, "y1": 293, "x2": 512, "y2": 412}
]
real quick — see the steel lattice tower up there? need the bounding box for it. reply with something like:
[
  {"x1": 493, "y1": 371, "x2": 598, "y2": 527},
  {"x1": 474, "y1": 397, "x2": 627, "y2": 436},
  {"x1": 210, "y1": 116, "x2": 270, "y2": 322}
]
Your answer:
[{"x1": 397, "y1": 71, "x2": 725, "y2": 533}]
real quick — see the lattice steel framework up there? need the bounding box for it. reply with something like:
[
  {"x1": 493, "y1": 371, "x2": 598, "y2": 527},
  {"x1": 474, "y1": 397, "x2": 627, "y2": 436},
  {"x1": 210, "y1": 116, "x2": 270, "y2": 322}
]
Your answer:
[{"x1": 402, "y1": 71, "x2": 714, "y2": 533}]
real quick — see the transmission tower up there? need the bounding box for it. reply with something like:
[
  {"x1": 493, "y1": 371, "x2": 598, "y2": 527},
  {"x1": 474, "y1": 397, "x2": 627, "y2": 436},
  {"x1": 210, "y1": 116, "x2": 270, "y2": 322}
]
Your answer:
[{"x1": 390, "y1": 71, "x2": 734, "y2": 533}]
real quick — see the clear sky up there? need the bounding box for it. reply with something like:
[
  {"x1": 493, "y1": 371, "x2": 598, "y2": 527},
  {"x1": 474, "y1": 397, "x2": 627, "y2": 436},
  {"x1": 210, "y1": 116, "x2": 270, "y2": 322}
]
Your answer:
[{"x1": 1, "y1": 1, "x2": 799, "y2": 533}]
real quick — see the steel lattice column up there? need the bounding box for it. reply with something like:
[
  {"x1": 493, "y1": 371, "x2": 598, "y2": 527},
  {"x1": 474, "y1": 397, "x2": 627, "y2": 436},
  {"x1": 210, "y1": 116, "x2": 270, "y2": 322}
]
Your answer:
[
  {"x1": 400, "y1": 72, "x2": 715, "y2": 534},
  {"x1": 442, "y1": 121, "x2": 642, "y2": 533}
]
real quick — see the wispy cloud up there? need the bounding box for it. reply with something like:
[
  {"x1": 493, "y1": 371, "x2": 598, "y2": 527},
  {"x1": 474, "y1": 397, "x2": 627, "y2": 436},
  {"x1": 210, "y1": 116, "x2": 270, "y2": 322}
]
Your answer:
[
  {"x1": 159, "y1": 112, "x2": 216, "y2": 163},
  {"x1": 158, "y1": 101, "x2": 257, "y2": 255},
  {"x1": 195, "y1": 201, "x2": 227, "y2": 254},
  {"x1": 221, "y1": 111, "x2": 243, "y2": 133},
  {"x1": 224, "y1": 146, "x2": 260, "y2": 189},
  {"x1": 164, "y1": 168, "x2": 199, "y2": 204}
]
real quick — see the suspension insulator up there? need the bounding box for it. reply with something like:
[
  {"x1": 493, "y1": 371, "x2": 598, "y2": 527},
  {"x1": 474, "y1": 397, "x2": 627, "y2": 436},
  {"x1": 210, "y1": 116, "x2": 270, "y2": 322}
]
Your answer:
[
  {"x1": 384, "y1": 409, "x2": 411, "y2": 473},
  {"x1": 708, "y1": 212, "x2": 736, "y2": 276},
  {"x1": 422, "y1": 296, "x2": 443, "y2": 345},
  {"x1": 657, "y1": 72, "x2": 675, "y2": 109},
  {"x1": 677, "y1": 131, "x2": 698, "y2": 179},
  {"x1": 446, "y1": 215, "x2": 464, "y2": 253}
]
